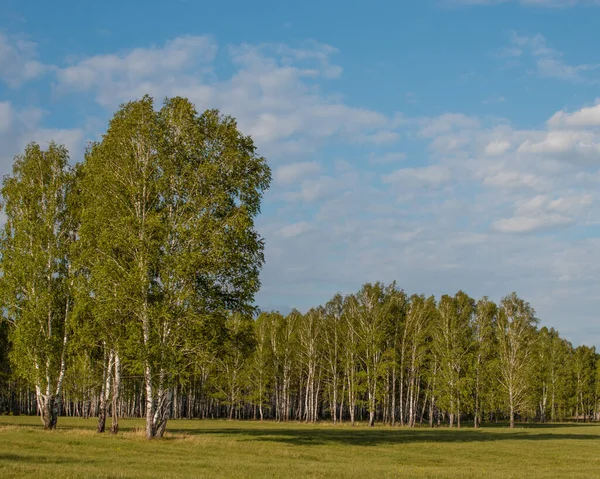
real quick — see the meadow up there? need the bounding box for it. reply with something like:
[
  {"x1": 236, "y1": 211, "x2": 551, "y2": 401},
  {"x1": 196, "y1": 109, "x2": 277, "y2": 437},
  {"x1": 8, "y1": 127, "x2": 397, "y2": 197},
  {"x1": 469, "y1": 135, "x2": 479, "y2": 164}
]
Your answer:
[{"x1": 1, "y1": 417, "x2": 599, "y2": 478}]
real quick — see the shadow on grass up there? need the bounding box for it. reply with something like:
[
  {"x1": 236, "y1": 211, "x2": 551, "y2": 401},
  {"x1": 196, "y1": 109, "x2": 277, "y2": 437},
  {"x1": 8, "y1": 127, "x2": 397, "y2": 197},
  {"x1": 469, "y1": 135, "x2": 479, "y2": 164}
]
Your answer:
[
  {"x1": 2, "y1": 417, "x2": 599, "y2": 447},
  {"x1": 0, "y1": 453, "x2": 96, "y2": 465},
  {"x1": 164, "y1": 425, "x2": 600, "y2": 447}
]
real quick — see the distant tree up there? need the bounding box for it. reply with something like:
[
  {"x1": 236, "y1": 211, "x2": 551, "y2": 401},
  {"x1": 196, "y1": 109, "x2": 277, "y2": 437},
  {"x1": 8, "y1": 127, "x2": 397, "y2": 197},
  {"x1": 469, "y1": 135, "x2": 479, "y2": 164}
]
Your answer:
[
  {"x1": 382, "y1": 288, "x2": 407, "y2": 426},
  {"x1": 322, "y1": 294, "x2": 345, "y2": 424},
  {"x1": 432, "y1": 291, "x2": 475, "y2": 428},
  {"x1": 403, "y1": 294, "x2": 434, "y2": 427},
  {"x1": 472, "y1": 297, "x2": 497, "y2": 428},
  {"x1": 497, "y1": 293, "x2": 538, "y2": 428},
  {"x1": 247, "y1": 312, "x2": 274, "y2": 420},
  {"x1": 342, "y1": 295, "x2": 361, "y2": 426},
  {"x1": 347, "y1": 282, "x2": 394, "y2": 427},
  {"x1": 213, "y1": 313, "x2": 255, "y2": 419},
  {"x1": 533, "y1": 327, "x2": 569, "y2": 423},
  {"x1": 572, "y1": 345, "x2": 596, "y2": 422},
  {"x1": 298, "y1": 308, "x2": 324, "y2": 423}
]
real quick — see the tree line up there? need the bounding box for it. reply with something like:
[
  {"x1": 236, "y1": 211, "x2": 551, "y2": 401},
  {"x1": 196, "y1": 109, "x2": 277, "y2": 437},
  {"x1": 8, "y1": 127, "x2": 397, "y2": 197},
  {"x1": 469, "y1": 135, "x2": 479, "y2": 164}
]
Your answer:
[{"x1": 0, "y1": 96, "x2": 598, "y2": 439}]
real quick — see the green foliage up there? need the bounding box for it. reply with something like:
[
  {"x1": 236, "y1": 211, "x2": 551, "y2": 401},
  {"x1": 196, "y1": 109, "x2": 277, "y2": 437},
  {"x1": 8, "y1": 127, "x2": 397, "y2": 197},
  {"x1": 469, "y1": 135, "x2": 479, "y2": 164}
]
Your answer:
[
  {"x1": 0, "y1": 142, "x2": 75, "y2": 428},
  {"x1": 77, "y1": 95, "x2": 270, "y2": 437}
]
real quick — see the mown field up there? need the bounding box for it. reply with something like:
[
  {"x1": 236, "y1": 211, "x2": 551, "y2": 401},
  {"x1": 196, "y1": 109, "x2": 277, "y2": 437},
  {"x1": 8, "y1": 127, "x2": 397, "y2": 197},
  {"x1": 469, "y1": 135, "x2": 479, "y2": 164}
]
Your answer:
[{"x1": 1, "y1": 416, "x2": 599, "y2": 478}]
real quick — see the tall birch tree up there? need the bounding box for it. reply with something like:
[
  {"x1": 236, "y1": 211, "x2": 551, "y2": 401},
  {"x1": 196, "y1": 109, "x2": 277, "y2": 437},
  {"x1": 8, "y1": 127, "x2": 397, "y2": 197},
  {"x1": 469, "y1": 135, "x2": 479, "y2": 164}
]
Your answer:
[
  {"x1": 497, "y1": 292, "x2": 538, "y2": 428},
  {"x1": 0, "y1": 142, "x2": 75, "y2": 430},
  {"x1": 81, "y1": 96, "x2": 270, "y2": 438}
]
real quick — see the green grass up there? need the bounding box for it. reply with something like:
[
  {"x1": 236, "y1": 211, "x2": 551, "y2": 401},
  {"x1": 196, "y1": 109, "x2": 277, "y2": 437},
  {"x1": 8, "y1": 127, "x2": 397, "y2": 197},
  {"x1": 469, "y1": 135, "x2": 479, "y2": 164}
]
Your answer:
[{"x1": 1, "y1": 416, "x2": 599, "y2": 478}]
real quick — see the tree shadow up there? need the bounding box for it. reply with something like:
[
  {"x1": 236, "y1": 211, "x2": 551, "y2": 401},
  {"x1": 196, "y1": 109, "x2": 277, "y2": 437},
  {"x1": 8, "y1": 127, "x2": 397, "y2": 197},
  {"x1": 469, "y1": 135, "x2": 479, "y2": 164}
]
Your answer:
[
  {"x1": 511, "y1": 422, "x2": 596, "y2": 429},
  {"x1": 0, "y1": 453, "x2": 96, "y2": 465},
  {"x1": 166, "y1": 425, "x2": 600, "y2": 447}
]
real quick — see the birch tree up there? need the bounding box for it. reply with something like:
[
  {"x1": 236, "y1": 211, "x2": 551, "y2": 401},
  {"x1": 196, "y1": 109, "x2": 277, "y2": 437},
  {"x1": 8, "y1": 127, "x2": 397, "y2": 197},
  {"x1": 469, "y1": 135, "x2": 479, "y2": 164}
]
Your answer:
[
  {"x1": 81, "y1": 96, "x2": 270, "y2": 438},
  {"x1": 248, "y1": 312, "x2": 274, "y2": 420},
  {"x1": 497, "y1": 292, "x2": 538, "y2": 428},
  {"x1": 403, "y1": 294, "x2": 434, "y2": 427},
  {"x1": 348, "y1": 282, "x2": 392, "y2": 427},
  {"x1": 323, "y1": 294, "x2": 345, "y2": 423},
  {"x1": 298, "y1": 308, "x2": 324, "y2": 423},
  {"x1": 472, "y1": 297, "x2": 496, "y2": 428},
  {"x1": 213, "y1": 313, "x2": 255, "y2": 419},
  {"x1": 432, "y1": 291, "x2": 475, "y2": 428},
  {"x1": 0, "y1": 142, "x2": 75, "y2": 430}
]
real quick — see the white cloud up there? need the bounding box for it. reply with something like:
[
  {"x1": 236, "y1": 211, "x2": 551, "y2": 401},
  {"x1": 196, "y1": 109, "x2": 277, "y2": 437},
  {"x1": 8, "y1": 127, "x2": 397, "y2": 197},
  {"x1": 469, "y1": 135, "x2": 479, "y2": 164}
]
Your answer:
[
  {"x1": 383, "y1": 164, "x2": 452, "y2": 187},
  {"x1": 492, "y1": 214, "x2": 572, "y2": 233},
  {"x1": 0, "y1": 102, "x2": 85, "y2": 178},
  {"x1": 0, "y1": 102, "x2": 13, "y2": 132},
  {"x1": 501, "y1": 32, "x2": 600, "y2": 82},
  {"x1": 282, "y1": 171, "x2": 357, "y2": 203},
  {"x1": 518, "y1": 130, "x2": 600, "y2": 156},
  {"x1": 484, "y1": 139, "x2": 511, "y2": 156},
  {"x1": 419, "y1": 113, "x2": 481, "y2": 137},
  {"x1": 54, "y1": 36, "x2": 395, "y2": 158},
  {"x1": 56, "y1": 35, "x2": 218, "y2": 105},
  {"x1": 279, "y1": 221, "x2": 313, "y2": 239},
  {"x1": 0, "y1": 33, "x2": 50, "y2": 87},
  {"x1": 274, "y1": 161, "x2": 321, "y2": 185},
  {"x1": 482, "y1": 170, "x2": 547, "y2": 190},
  {"x1": 548, "y1": 101, "x2": 600, "y2": 128}
]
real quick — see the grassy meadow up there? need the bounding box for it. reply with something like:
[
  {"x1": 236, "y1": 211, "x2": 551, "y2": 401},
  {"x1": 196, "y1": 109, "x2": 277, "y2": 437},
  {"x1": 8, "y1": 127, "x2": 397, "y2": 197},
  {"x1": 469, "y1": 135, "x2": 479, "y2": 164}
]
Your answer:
[{"x1": 1, "y1": 416, "x2": 599, "y2": 478}]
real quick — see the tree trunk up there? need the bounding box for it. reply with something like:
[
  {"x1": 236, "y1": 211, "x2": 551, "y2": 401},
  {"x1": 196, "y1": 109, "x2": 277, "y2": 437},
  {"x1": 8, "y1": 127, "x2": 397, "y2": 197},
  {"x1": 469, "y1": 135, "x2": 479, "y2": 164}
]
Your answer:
[
  {"x1": 110, "y1": 351, "x2": 121, "y2": 434},
  {"x1": 144, "y1": 360, "x2": 155, "y2": 439},
  {"x1": 368, "y1": 383, "x2": 376, "y2": 427},
  {"x1": 369, "y1": 409, "x2": 375, "y2": 427},
  {"x1": 40, "y1": 395, "x2": 59, "y2": 430},
  {"x1": 429, "y1": 395, "x2": 435, "y2": 428},
  {"x1": 97, "y1": 347, "x2": 113, "y2": 433},
  {"x1": 510, "y1": 401, "x2": 515, "y2": 428},
  {"x1": 391, "y1": 368, "x2": 396, "y2": 426}
]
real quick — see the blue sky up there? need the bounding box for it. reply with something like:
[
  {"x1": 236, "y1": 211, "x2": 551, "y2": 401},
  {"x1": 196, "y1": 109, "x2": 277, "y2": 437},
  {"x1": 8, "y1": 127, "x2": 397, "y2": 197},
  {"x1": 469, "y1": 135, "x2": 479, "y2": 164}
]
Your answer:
[{"x1": 2, "y1": 0, "x2": 600, "y2": 345}]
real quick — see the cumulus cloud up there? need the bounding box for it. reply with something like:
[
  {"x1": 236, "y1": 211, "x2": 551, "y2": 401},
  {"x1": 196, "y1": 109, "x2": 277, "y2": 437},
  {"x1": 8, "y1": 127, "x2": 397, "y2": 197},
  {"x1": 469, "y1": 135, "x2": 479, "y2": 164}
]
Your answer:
[
  {"x1": 56, "y1": 35, "x2": 218, "y2": 105},
  {"x1": 279, "y1": 221, "x2": 314, "y2": 239},
  {"x1": 419, "y1": 113, "x2": 481, "y2": 137},
  {"x1": 517, "y1": 130, "x2": 600, "y2": 158},
  {"x1": 54, "y1": 35, "x2": 396, "y2": 162},
  {"x1": 383, "y1": 164, "x2": 452, "y2": 187},
  {"x1": 548, "y1": 101, "x2": 600, "y2": 128},
  {"x1": 0, "y1": 102, "x2": 85, "y2": 178},
  {"x1": 274, "y1": 161, "x2": 321, "y2": 185},
  {"x1": 482, "y1": 170, "x2": 547, "y2": 190},
  {"x1": 0, "y1": 102, "x2": 13, "y2": 132},
  {"x1": 0, "y1": 33, "x2": 50, "y2": 87},
  {"x1": 500, "y1": 32, "x2": 600, "y2": 82},
  {"x1": 484, "y1": 139, "x2": 512, "y2": 156},
  {"x1": 492, "y1": 214, "x2": 572, "y2": 233}
]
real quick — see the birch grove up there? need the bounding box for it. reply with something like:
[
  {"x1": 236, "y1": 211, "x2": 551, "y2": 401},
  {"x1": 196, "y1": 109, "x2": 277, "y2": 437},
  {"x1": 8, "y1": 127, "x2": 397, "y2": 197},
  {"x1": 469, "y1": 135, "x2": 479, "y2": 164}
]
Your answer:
[{"x1": 2, "y1": 97, "x2": 600, "y2": 433}]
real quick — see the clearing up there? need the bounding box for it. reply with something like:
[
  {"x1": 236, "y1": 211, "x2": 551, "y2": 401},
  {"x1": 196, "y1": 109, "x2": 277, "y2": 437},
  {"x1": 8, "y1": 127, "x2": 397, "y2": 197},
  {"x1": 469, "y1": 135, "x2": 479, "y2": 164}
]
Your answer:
[{"x1": 1, "y1": 417, "x2": 599, "y2": 478}]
